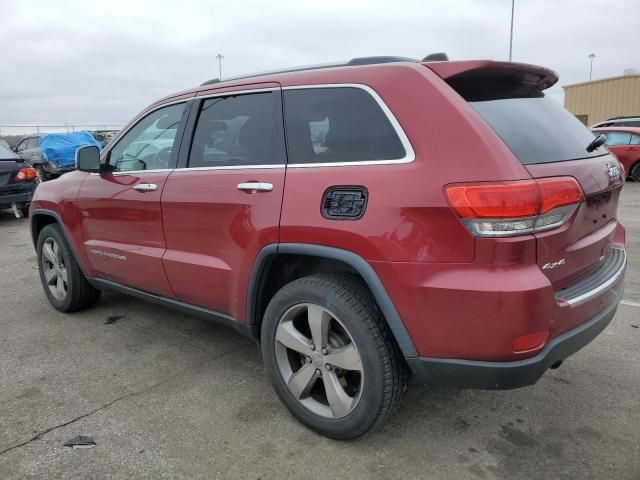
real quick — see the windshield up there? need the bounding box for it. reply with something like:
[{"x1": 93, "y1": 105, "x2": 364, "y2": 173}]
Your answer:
[
  {"x1": 0, "y1": 143, "x2": 19, "y2": 160},
  {"x1": 470, "y1": 93, "x2": 607, "y2": 165}
]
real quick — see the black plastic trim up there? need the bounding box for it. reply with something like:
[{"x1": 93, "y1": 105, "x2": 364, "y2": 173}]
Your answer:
[
  {"x1": 407, "y1": 287, "x2": 623, "y2": 389},
  {"x1": 88, "y1": 277, "x2": 252, "y2": 338},
  {"x1": 30, "y1": 208, "x2": 90, "y2": 276},
  {"x1": 247, "y1": 243, "x2": 418, "y2": 358}
]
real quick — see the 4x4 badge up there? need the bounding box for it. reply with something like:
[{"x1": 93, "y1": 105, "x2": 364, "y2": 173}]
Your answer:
[{"x1": 542, "y1": 258, "x2": 566, "y2": 270}]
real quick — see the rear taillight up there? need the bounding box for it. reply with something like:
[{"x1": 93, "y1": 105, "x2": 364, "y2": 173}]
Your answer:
[
  {"x1": 14, "y1": 167, "x2": 38, "y2": 182},
  {"x1": 444, "y1": 177, "x2": 583, "y2": 237}
]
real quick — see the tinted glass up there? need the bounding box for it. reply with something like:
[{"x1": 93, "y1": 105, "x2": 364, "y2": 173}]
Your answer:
[
  {"x1": 109, "y1": 103, "x2": 185, "y2": 172},
  {"x1": 188, "y1": 92, "x2": 285, "y2": 168},
  {"x1": 470, "y1": 93, "x2": 606, "y2": 164},
  {"x1": 284, "y1": 87, "x2": 405, "y2": 164},
  {"x1": 603, "y1": 132, "x2": 632, "y2": 146},
  {"x1": 620, "y1": 120, "x2": 640, "y2": 127}
]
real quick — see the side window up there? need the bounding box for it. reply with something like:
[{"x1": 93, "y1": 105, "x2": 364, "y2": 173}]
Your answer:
[
  {"x1": 16, "y1": 140, "x2": 27, "y2": 152},
  {"x1": 108, "y1": 103, "x2": 186, "y2": 172},
  {"x1": 603, "y1": 132, "x2": 632, "y2": 146},
  {"x1": 188, "y1": 91, "x2": 285, "y2": 168},
  {"x1": 284, "y1": 87, "x2": 406, "y2": 164},
  {"x1": 631, "y1": 134, "x2": 640, "y2": 145}
]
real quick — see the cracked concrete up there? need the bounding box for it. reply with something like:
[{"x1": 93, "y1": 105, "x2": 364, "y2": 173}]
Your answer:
[{"x1": 0, "y1": 184, "x2": 639, "y2": 479}]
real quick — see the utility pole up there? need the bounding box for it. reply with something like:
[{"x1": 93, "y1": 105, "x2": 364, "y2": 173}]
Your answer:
[
  {"x1": 589, "y1": 53, "x2": 596, "y2": 81},
  {"x1": 216, "y1": 53, "x2": 224, "y2": 80},
  {"x1": 508, "y1": 0, "x2": 515, "y2": 61}
]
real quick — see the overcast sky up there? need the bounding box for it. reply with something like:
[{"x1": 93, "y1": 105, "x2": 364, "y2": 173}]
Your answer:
[{"x1": 1, "y1": 0, "x2": 638, "y2": 130}]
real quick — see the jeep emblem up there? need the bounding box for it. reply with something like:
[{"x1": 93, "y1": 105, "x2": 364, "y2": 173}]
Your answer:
[{"x1": 607, "y1": 163, "x2": 620, "y2": 180}]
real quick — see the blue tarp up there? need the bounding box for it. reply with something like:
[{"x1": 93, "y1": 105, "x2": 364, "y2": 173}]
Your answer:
[{"x1": 40, "y1": 131, "x2": 102, "y2": 169}]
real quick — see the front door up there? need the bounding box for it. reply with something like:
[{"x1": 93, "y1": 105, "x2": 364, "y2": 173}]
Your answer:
[
  {"x1": 161, "y1": 86, "x2": 286, "y2": 320},
  {"x1": 77, "y1": 101, "x2": 190, "y2": 296}
]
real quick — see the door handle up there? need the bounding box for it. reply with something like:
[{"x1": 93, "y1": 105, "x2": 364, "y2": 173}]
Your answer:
[
  {"x1": 237, "y1": 182, "x2": 273, "y2": 193},
  {"x1": 132, "y1": 183, "x2": 158, "y2": 192}
]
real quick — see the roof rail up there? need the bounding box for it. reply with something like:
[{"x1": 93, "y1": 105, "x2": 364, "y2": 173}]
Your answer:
[{"x1": 199, "y1": 55, "x2": 432, "y2": 86}]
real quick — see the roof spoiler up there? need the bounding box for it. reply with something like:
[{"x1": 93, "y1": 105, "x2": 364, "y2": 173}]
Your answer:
[{"x1": 425, "y1": 60, "x2": 558, "y2": 90}]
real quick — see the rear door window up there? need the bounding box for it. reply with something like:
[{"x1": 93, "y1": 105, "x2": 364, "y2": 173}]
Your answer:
[
  {"x1": 631, "y1": 134, "x2": 640, "y2": 145},
  {"x1": 283, "y1": 87, "x2": 406, "y2": 164}
]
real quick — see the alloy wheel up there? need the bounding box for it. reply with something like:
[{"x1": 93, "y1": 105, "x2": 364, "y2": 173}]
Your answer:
[
  {"x1": 41, "y1": 237, "x2": 68, "y2": 301},
  {"x1": 274, "y1": 303, "x2": 363, "y2": 418}
]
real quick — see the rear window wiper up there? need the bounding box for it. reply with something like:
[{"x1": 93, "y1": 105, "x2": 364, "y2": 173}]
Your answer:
[{"x1": 586, "y1": 134, "x2": 606, "y2": 153}]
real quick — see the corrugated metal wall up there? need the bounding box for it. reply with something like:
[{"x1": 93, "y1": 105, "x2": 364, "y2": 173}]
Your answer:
[{"x1": 563, "y1": 75, "x2": 640, "y2": 125}]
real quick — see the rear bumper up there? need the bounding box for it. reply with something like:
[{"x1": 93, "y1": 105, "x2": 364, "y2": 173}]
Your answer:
[
  {"x1": 0, "y1": 191, "x2": 34, "y2": 207},
  {"x1": 406, "y1": 285, "x2": 623, "y2": 389}
]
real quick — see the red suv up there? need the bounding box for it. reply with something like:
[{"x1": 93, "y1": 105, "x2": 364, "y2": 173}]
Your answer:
[{"x1": 30, "y1": 57, "x2": 627, "y2": 439}]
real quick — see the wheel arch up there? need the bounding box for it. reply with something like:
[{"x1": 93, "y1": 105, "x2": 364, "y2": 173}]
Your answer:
[
  {"x1": 247, "y1": 243, "x2": 418, "y2": 358},
  {"x1": 30, "y1": 209, "x2": 90, "y2": 276},
  {"x1": 629, "y1": 159, "x2": 640, "y2": 181}
]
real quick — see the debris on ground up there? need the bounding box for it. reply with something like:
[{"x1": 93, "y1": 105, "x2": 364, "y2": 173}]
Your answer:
[
  {"x1": 105, "y1": 314, "x2": 126, "y2": 325},
  {"x1": 631, "y1": 324, "x2": 639, "y2": 329},
  {"x1": 63, "y1": 435, "x2": 96, "y2": 449}
]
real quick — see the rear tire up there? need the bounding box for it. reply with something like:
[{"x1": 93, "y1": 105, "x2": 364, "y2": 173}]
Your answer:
[
  {"x1": 37, "y1": 223, "x2": 100, "y2": 312},
  {"x1": 630, "y1": 162, "x2": 640, "y2": 182},
  {"x1": 261, "y1": 273, "x2": 408, "y2": 440}
]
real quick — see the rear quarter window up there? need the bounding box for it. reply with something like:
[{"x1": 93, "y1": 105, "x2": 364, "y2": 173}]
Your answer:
[{"x1": 283, "y1": 87, "x2": 406, "y2": 164}]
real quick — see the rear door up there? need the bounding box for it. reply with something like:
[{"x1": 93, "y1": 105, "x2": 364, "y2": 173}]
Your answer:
[
  {"x1": 77, "y1": 101, "x2": 191, "y2": 296},
  {"x1": 161, "y1": 84, "x2": 286, "y2": 320}
]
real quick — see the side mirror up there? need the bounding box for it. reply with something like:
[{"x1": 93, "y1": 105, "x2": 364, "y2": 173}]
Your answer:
[{"x1": 75, "y1": 145, "x2": 101, "y2": 172}]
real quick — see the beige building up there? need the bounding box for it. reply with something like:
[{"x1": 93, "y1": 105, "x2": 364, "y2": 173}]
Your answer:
[{"x1": 563, "y1": 73, "x2": 640, "y2": 126}]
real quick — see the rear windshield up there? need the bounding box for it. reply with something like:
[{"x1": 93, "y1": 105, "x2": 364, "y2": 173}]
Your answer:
[
  {"x1": 458, "y1": 80, "x2": 606, "y2": 165},
  {"x1": 0, "y1": 143, "x2": 18, "y2": 160}
]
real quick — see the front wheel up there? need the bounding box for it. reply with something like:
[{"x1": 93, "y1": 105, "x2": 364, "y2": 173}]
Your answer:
[
  {"x1": 261, "y1": 274, "x2": 408, "y2": 439},
  {"x1": 37, "y1": 224, "x2": 100, "y2": 312}
]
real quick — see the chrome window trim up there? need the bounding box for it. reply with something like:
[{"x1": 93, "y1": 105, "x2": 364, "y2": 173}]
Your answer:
[
  {"x1": 197, "y1": 87, "x2": 278, "y2": 100},
  {"x1": 89, "y1": 168, "x2": 174, "y2": 176},
  {"x1": 282, "y1": 83, "x2": 415, "y2": 168},
  {"x1": 173, "y1": 164, "x2": 284, "y2": 172},
  {"x1": 108, "y1": 84, "x2": 414, "y2": 173}
]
